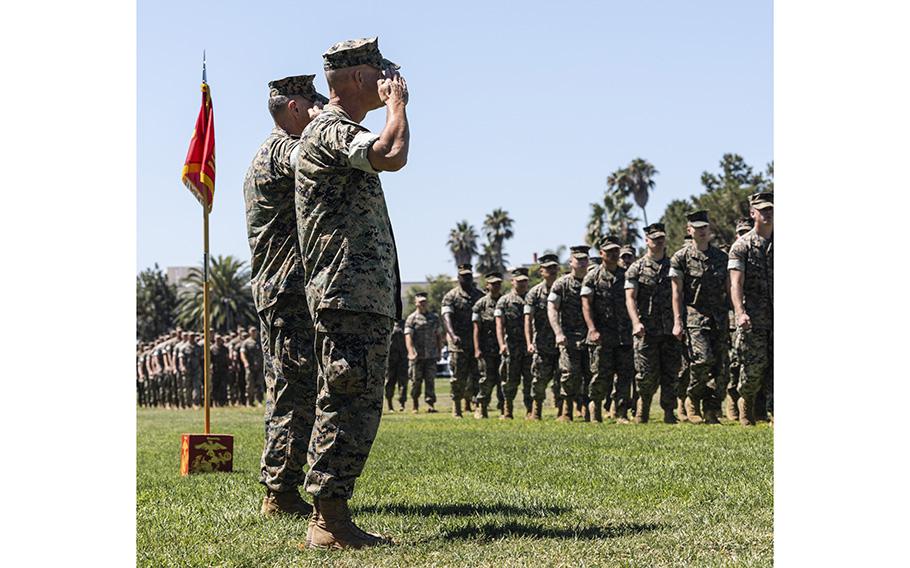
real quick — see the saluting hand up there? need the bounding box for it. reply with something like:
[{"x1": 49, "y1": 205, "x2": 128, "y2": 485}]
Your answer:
[{"x1": 378, "y1": 74, "x2": 409, "y2": 106}]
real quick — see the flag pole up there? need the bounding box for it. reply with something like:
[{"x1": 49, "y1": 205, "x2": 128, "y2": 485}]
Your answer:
[{"x1": 201, "y1": 50, "x2": 211, "y2": 435}]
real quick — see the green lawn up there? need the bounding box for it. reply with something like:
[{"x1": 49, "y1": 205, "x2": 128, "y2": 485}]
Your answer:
[{"x1": 137, "y1": 380, "x2": 773, "y2": 567}]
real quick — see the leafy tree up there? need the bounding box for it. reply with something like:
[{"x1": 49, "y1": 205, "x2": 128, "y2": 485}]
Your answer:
[
  {"x1": 175, "y1": 255, "x2": 256, "y2": 332},
  {"x1": 659, "y1": 154, "x2": 774, "y2": 251},
  {"x1": 447, "y1": 220, "x2": 479, "y2": 267},
  {"x1": 480, "y1": 208, "x2": 514, "y2": 273},
  {"x1": 540, "y1": 245, "x2": 567, "y2": 264},
  {"x1": 136, "y1": 263, "x2": 177, "y2": 341}
]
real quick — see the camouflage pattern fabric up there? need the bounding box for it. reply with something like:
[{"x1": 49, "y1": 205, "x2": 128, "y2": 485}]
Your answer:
[
  {"x1": 525, "y1": 281, "x2": 561, "y2": 407},
  {"x1": 548, "y1": 274, "x2": 589, "y2": 399},
  {"x1": 530, "y1": 350, "x2": 560, "y2": 403},
  {"x1": 322, "y1": 37, "x2": 400, "y2": 71},
  {"x1": 581, "y1": 265, "x2": 624, "y2": 403},
  {"x1": 670, "y1": 244, "x2": 730, "y2": 411},
  {"x1": 633, "y1": 335, "x2": 682, "y2": 410},
  {"x1": 408, "y1": 358, "x2": 437, "y2": 405},
  {"x1": 211, "y1": 342, "x2": 229, "y2": 405},
  {"x1": 404, "y1": 310, "x2": 442, "y2": 360},
  {"x1": 476, "y1": 353, "x2": 502, "y2": 405},
  {"x1": 295, "y1": 104, "x2": 402, "y2": 321},
  {"x1": 241, "y1": 337, "x2": 264, "y2": 404},
  {"x1": 729, "y1": 229, "x2": 773, "y2": 414},
  {"x1": 268, "y1": 74, "x2": 328, "y2": 104},
  {"x1": 472, "y1": 294, "x2": 500, "y2": 356},
  {"x1": 613, "y1": 345, "x2": 635, "y2": 413},
  {"x1": 496, "y1": 291, "x2": 531, "y2": 407},
  {"x1": 557, "y1": 339, "x2": 590, "y2": 399},
  {"x1": 385, "y1": 320, "x2": 408, "y2": 405},
  {"x1": 625, "y1": 255, "x2": 674, "y2": 335},
  {"x1": 243, "y1": 127, "x2": 306, "y2": 313},
  {"x1": 259, "y1": 294, "x2": 317, "y2": 493},
  {"x1": 305, "y1": 309, "x2": 393, "y2": 499},
  {"x1": 441, "y1": 284, "x2": 484, "y2": 401}
]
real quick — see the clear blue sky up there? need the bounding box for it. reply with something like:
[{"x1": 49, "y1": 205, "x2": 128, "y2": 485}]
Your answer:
[{"x1": 138, "y1": 0, "x2": 771, "y2": 281}]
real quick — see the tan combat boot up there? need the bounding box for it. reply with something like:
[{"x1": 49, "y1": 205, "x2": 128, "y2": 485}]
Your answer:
[
  {"x1": 685, "y1": 397, "x2": 703, "y2": 424},
  {"x1": 303, "y1": 497, "x2": 389, "y2": 550},
  {"x1": 608, "y1": 400, "x2": 617, "y2": 420},
  {"x1": 557, "y1": 399, "x2": 573, "y2": 422},
  {"x1": 530, "y1": 399, "x2": 543, "y2": 420},
  {"x1": 677, "y1": 397, "x2": 688, "y2": 422},
  {"x1": 590, "y1": 401, "x2": 603, "y2": 423},
  {"x1": 426, "y1": 403, "x2": 437, "y2": 413},
  {"x1": 474, "y1": 403, "x2": 489, "y2": 419},
  {"x1": 385, "y1": 397, "x2": 394, "y2": 412},
  {"x1": 738, "y1": 397, "x2": 755, "y2": 426},
  {"x1": 725, "y1": 396, "x2": 739, "y2": 421},
  {"x1": 452, "y1": 398, "x2": 463, "y2": 418},
  {"x1": 615, "y1": 404, "x2": 630, "y2": 424},
  {"x1": 635, "y1": 395, "x2": 651, "y2": 424},
  {"x1": 663, "y1": 406, "x2": 678, "y2": 424},
  {"x1": 261, "y1": 488, "x2": 313, "y2": 517},
  {"x1": 411, "y1": 398, "x2": 419, "y2": 414}
]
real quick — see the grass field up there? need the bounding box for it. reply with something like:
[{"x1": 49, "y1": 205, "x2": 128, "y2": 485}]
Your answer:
[{"x1": 137, "y1": 380, "x2": 773, "y2": 567}]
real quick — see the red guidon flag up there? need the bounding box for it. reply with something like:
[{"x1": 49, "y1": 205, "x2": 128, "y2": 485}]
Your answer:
[{"x1": 181, "y1": 79, "x2": 215, "y2": 211}]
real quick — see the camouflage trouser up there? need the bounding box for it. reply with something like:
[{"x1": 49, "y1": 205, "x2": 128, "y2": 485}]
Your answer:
[
  {"x1": 246, "y1": 364, "x2": 263, "y2": 405},
  {"x1": 588, "y1": 341, "x2": 617, "y2": 403},
  {"x1": 385, "y1": 358, "x2": 408, "y2": 405},
  {"x1": 409, "y1": 358, "x2": 437, "y2": 404},
  {"x1": 212, "y1": 370, "x2": 228, "y2": 406},
  {"x1": 449, "y1": 347, "x2": 478, "y2": 402},
  {"x1": 736, "y1": 327, "x2": 773, "y2": 413},
  {"x1": 633, "y1": 334, "x2": 682, "y2": 411},
  {"x1": 530, "y1": 349, "x2": 559, "y2": 403},
  {"x1": 685, "y1": 326, "x2": 730, "y2": 412},
  {"x1": 614, "y1": 344, "x2": 635, "y2": 413},
  {"x1": 305, "y1": 309, "x2": 392, "y2": 500},
  {"x1": 502, "y1": 346, "x2": 532, "y2": 409},
  {"x1": 727, "y1": 328, "x2": 741, "y2": 401},
  {"x1": 558, "y1": 338, "x2": 589, "y2": 399},
  {"x1": 677, "y1": 356, "x2": 690, "y2": 400},
  {"x1": 258, "y1": 294, "x2": 317, "y2": 492},
  {"x1": 191, "y1": 369, "x2": 203, "y2": 406},
  {"x1": 476, "y1": 353, "x2": 502, "y2": 405}
]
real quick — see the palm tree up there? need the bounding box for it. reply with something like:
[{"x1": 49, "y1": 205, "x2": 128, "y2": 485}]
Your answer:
[
  {"x1": 586, "y1": 203, "x2": 607, "y2": 247},
  {"x1": 482, "y1": 208, "x2": 514, "y2": 272},
  {"x1": 588, "y1": 182, "x2": 642, "y2": 248},
  {"x1": 446, "y1": 221, "x2": 479, "y2": 267},
  {"x1": 623, "y1": 158, "x2": 658, "y2": 225},
  {"x1": 175, "y1": 255, "x2": 257, "y2": 332}
]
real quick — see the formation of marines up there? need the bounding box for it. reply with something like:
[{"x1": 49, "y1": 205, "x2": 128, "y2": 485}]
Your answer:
[
  {"x1": 136, "y1": 326, "x2": 265, "y2": 409},
  {"x1": 138, "y1": 34, "x2": 774, "y2": 551},
  {"x1": 414, "y1": 192, "x2": 773, "y2": 429}
]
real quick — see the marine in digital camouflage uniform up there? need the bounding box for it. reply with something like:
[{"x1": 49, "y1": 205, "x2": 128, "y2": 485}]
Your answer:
[
  {"x1": 525, "y1": 254, "x2": 562, "y2": 419},
  {"x1": 472, "y1": 272, "x2": 504, "y2": 418},
  {"x1": 670, "y1": 211, "x2": 730, "y2": 424},
  {"x1": 244, "y1": 74, "x2": 328, "y2": 515},
  {"x1": 385, "y1": 319, "x2": 409, "y2": 412},
  {"x1": 625, "y1": 223, "x2": 682, "y2": 424},
  {"x1": 211, "y1": 335, "x2": 229, "y2": 406},
  {"x1": 729, "y1": 192, "x2": 774, "y2": 426},
  {"x1": 294, "y1": 37, "x2": 409, "y2": 549},
  {"x1": 404, "y1": 292, "x2": 443, "y2": 413},
  {"x1": 675, "y1": 234, "x2": 694, "y2": 423},
  {"x1": 725, "y1": 217, "x2": 754, "y2": 420},
  {"x1": 441, "y1": 264, "x2": 484, "y2": 414},
  {"x1": 618, "y1": 245, "x2": 638, "y2": 416},
  {"x1": 240, "y1": 326, "x2": 264, "y2": 406},
  {"x1": 547, "y1": 246, "x2": 591, "y2": 421},
  {"x1": 581, "y1": 235, "x2": 631, "y2": 423},
  {"x1": 495, "y1": 267, "x2": 532, "y2": 419}
]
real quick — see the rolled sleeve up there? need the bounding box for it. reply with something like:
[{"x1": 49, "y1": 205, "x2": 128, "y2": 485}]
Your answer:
[
  {"x1": 471, "y1": 313, "x2": 480, "y2": 322},
  {"x1": 547, "y1": 292, "x2": 560, "y2": 307},
  {"x1": 441, "y1": 305, "x2": 454, "y2": 315},
  {"x1": 493, "y1": 308, "x2": 503, "y2": 317},
  {"x1": 347, "y1": 131, "x2": 381, "y2": 174},
  {"x1": 523, "y1": 305, "x2": 533, "y2": 315},
  {"x1": 728, "y1": 259, "x2": 745, "y2": 271},
  {"x1": 580, "y1": 285, "x2": 593, "y2": 296},
  {"x1": 668, "y1": 267, "x2": 682, "y2": 279},
  {"x1": 624, "y1": 280, "x2": 638, "y2": 291}
]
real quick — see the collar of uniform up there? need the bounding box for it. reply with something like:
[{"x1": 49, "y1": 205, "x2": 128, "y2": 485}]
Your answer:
[{"x1": 322, "y1": 103, "x2": 352, "y2": 121}]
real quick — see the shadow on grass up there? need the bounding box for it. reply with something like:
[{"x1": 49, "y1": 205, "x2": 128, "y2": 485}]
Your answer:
[
  {"x1": 356, "y1": 503, "x2": 569, "y2": 517},
  {"x1": 441, "y1": 520, "x2": 661, "y2": 541}
]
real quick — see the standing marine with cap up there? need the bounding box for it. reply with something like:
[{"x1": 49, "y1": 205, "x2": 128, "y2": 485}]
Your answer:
[
  {"x1": 670, "y1": 211, "x2": 730, "y2": 424},
  {"x1": 525, "y1": 254, "x2": 562, "y2": 419},
  {"x1": 472, "y1": 272, "x2": 504, "y2": 418},
  {"x1": 441, "y1": 264, "x2": 484, "y2": 416},
  {"x1": 385, "y1": 319, "x2": 409, "y2": 412},
  {"x1": 404, "y1": 292, "x2": 444, "y2": 414},
  {"x1": 547, "y1": 246, "x2": 591, "y2": 421},
  {"x1": 495, "y1": 267, "x2": 532, "y2": 419},
  {"x1": 725, "y1": 216, "x2": 756, "y2": 420},
  {"x1": 611, "y1": 245, "x2": 637, "y2": 422},
  {"x1": 625, "y1": 223, "x2": 681, "y2": 424},
  {"x1": 294, "y1": 36, "x2": 409, "y2": 549},
  {"x1": 728, "y1": 192, "x2": 774, "y2": 426},
  {"x1": 581, "y1": 235, "x2": 628, "y2": 423},
  {"x1": 243, "y1": 73, "x2": 329, "y2": 517}
]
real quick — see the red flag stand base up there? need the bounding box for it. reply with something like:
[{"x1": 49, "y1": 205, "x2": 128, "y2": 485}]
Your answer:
[{"x1": 180, "y1": 434, "x2": 234, "y2": 475}]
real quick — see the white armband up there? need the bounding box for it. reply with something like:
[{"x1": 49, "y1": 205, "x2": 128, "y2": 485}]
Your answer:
[
  {"x1": 403, "y1": 328, "x2": 413, "y2": 335},
  {"x1": 547, "y1": 292, "x2": 560, "y2": 306},
  {"x1": 668, "y1": 267, "x2": 681, "y2": 278},
  {"x1": 347, "y1": 132, "x2": 381, "y2": 174}
]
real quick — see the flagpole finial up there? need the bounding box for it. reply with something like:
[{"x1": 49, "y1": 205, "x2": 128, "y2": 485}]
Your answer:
[{"x1": 202, "y1": 50, "x2": 207, "y2": 83}]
